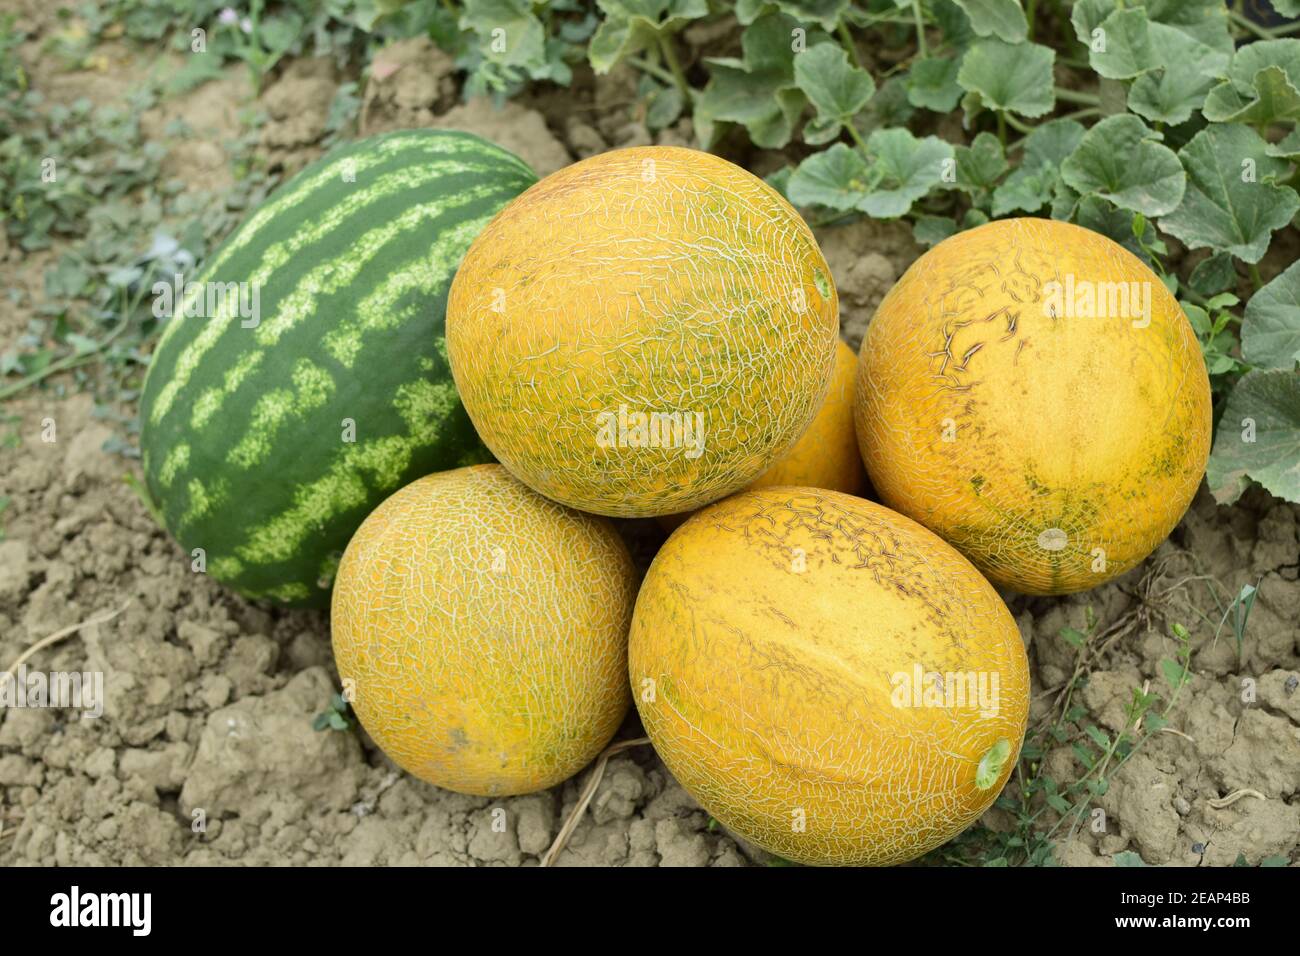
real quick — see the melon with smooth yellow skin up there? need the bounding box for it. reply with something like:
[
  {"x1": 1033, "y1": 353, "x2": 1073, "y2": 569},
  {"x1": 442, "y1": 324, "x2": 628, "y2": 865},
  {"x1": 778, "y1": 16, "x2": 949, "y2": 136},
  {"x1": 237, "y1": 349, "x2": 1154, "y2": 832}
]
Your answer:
[
  {"x1": 447, "y1": 146, "x2": 840, "y2": 518},
  {"x1": 330, "y1": 464, "x2": 637, "y2": 796},
  {"x1": 657, "y1": 339, "x2": 866, "y2": 532},
  {"x1": 855, "y1": 218, "x2": 1212, "y2": 595},
  {"x1": 629, "y1": 487, "x2": 1029, "y2": 866}
]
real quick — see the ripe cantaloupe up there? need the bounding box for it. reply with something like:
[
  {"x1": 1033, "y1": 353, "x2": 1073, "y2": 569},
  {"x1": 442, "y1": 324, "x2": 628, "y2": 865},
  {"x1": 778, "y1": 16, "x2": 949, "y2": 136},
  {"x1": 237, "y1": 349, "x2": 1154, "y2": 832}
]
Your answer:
[
  {"x1": 447, "y1": 146, "x2": 840, "y2": 518},
  {"x1": 855, "y1": 218, "x2": 1212, "y2": 595},
  {"x1": 657, "y1": 338, "x2": 866, "y2": 532},
  {"x1": 629, "y1": 487, "x2": 1029, "y2": 866},
  {"x1": 330, "y1": 464, "x2": 637, "y2": 796}
]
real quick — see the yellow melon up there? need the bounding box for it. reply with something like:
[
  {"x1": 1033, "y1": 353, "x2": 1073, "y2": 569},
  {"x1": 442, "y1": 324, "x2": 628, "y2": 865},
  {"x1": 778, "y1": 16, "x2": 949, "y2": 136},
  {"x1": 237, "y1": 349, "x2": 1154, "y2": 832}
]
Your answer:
[
  {"x1": 629, "y1": 487, "x2": 1029, "y2": 866},
  {"x1": 855, "y1": 218, "x2": 1212, "y2": 595},
  {"x1": 657, "y1": 339, "x2": 866, "y2": 532},
  {"x1": 446, "y1": 146, "x2": 840, "y2": 518},
  {"x1": 330, "y1": 464, "x2": 637, "y2": 796}
]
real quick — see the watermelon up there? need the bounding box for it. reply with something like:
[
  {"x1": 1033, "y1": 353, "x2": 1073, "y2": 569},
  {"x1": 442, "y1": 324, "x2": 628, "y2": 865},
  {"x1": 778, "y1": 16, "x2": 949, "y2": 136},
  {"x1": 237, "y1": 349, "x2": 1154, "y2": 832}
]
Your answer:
[{"x1": 139, "y1": 130, "x2": 536, "y2": 606}]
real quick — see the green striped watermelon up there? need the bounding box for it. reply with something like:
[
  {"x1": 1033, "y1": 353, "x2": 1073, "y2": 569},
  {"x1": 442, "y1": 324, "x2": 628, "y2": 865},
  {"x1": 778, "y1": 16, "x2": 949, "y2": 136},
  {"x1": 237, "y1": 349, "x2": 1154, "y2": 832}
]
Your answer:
[{"x1": 140, "y1": 129, "x2": 536, "y2": 606}]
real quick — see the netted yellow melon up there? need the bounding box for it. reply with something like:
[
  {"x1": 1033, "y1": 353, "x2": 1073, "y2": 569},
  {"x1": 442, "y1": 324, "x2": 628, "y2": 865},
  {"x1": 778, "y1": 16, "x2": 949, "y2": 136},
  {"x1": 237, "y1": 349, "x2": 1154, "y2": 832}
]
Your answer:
[
  {"x1": 855, "y1": 218, "x2": 1212, "y2": 595},
  {"x1": 447, "y1": 146, "x2": 840, "y2": 517},
  {"x1": 630, "y1": 487, "x2": 1029, "y2": 866},
  {"x1": 331, "y1": 464, "x2": 637, "y2": 796}
]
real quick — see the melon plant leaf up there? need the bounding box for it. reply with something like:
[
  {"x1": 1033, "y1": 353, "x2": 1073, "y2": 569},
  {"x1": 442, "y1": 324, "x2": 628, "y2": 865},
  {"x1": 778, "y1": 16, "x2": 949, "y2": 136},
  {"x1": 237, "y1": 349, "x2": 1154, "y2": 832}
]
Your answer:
[
  {"x1": 1188, "y1": 252, "x2": 1239, "y2": 298},
  {"x1": 932, "y1": 0, "x2": 977, "y2": 48},
  {"x1": 951, "y1": 0, "x2": 1028, "y2": 43},
  {"x1": 913, "y1": 215, "x2": 958, "y2": 247},
  {"x1": 1143, "y1": 0, "x2": 1234, "y2": 56},
  {"x1": 1113, "y1": 851, "x2": 1148, "y2": 867},
  {"x1": 644, "y1": 81, "x2": 684, "y2": 129},
  {"x1": 1127, "y1": 22, "x2": 1230, "y2": 125},
  {"x1": 697, "y1": 13, "x2": 803, "y2": 148},
  {"x1": 1070, "y1": 0, "x2": 1114, "y2": 47},
  {"x1": 856, "y1": 74, "x2": 916, "y2": 134},
  {"x1": 1270, "y1": 0, "x2": 1300, "y2": 14},
  {"x1": 907, "y1": 56, "x2": 963, "y2": 112},
  {"x1": 788, "y1": 142, "x2": 877, "y2": 210},
  {"x1": 735, "y1": 0, "x2": 849, "y2": 31},
  {"x1": 991, "y1": 118, "x2": 1085, "y2": 216},
  {"x1": 459, "y1": 0, "x2": 547, "y2": 70},
  {"x1": 1060, "y1": 114, "x2": 1185, "y2": 218},
  {"x1": 1207, "y1": 369, "x2": 1300, "y2": 505},
  {"x1": 1075, "y1": 197, "x2": 1147, "y2": 260},
  {"x1": 957, "y1": 39, "x2": 1056, "y2": 118},
  {"x1": 1242, "y1": 261, "x2": 1300, "y2": 370},
  {"x1": 857, "y1": 128, "x2": 956, "y2": 218},
  {"x1": 588, "y1": 0, "x2": 709, "y2": 74},
  {"x1": 1159, "y1": 124, "x2": 1300, "y2": 264},
  {"x1": 948, "y1": 131, "x2": 1007, "y2": 200},
  {"x1": 1268, "y1": 128, "x2": 1300, "y2": 160},
  {"x1": 794, "y1": 41, "x2": 875, "y2": 136},
  {"x1": 1088, "y1": 8, "x2": 1157, "y2": 80},
  {"x1": 1202, "y1": 39, "x2": 1300, "y2": 125}
]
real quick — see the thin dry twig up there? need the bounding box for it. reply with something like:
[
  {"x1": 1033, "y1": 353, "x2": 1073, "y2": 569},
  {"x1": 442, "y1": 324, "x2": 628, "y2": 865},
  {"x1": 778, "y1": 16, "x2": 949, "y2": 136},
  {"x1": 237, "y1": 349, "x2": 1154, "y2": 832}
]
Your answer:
[
  {"x1": 1206, "y1": 788, "x2": 1266, "y2": 809},
  {"x1": 541, "y1": 737, "x2": 651, "y2": 867},
  {"x1": 0, "y1": 601, "x2": 130, "y2": 691}
]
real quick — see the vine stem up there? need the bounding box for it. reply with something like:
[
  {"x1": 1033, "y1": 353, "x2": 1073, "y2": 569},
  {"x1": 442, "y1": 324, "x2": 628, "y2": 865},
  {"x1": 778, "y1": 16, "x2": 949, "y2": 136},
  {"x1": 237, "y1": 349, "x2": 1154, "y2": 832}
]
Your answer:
[
  {"x1": 1055, "y1": 87, "x2": 1100, "y2": 105},
  {"x1": 627, "y1": 56, "x2": 675, "y2": 88},
  {"x1": 911, "y1": 0, "x2": 927, "y2": 58},
  {"x1": 838, "y1": 22, "x2": 864, "y2": 70},
  {"x1": 657, "y1": 33, "x2": 690, "y2": 97}
]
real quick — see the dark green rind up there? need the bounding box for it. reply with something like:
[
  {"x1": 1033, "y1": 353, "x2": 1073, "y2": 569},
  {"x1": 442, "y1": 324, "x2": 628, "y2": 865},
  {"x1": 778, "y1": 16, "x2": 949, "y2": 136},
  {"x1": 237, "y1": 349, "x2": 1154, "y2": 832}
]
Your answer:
[{"x1": 139, "y1": 129, "x2": 536, "y2": 607}]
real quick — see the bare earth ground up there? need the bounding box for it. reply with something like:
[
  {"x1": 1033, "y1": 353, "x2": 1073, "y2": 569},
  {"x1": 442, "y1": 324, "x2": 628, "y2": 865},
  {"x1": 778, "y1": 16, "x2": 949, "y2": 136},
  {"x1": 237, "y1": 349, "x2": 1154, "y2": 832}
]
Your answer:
[{"x1": 1, "y1": 16, "x2": 1298, "y2": 867}]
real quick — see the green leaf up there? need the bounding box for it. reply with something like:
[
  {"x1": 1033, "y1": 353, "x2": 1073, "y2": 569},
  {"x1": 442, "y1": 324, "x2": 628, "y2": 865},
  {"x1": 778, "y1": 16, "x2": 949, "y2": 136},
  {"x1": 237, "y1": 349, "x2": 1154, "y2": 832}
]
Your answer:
[
  {"x1": 1089, "y1": 8, "x2": 1156, "y2": 80},
  {"x1": 991, "y1": 119, "x2": 1085, "y2": 217},
  {"x1": 907, "y1": 56, "x2": 963, "y2": 112},
  {"x1": 788, "y1": 142, "x2": 876, "y2": 210},
  {"x1": 645, "y1": 82, "x2": 684, "y2": 129},
  {"x1": 459, "y1": 0, "x2": 547, "y2": 70},
  {"x1": 957, "y1": 39, "x2": 1056, "y2": 118},
  {"x1": 913, "y1": 215, "x2": 958, "y2": 247},
  {"x1": 735, "y1": 0, "x2": 849, "y2": 32},
  {"x1": 1243, "y1": 261, "x2": 1300, "y2": 370},
  {"x1": 1159, "y1": 124, "x2": 1300, "y2": 264},
  {"x1": 948, "y1": 131, "x2": 1007, "y2": 196},
  {"x1": 1202, "y1": 39, "x2": 1300, "y2": 126},
  {"x1": 1060, "y1": 627, "x2": 1086, "y2": 648},
  {"x1": 1060, "y1": 115, "x2": 1185, "y2": 218},
  {"x1": 858, "y1": 128, "x2": 955, "y2": 218},
  {"x1": 794, "y1": 41, "x2": 875, "y2": 125},
  {"x1": 1113, "y1": 851, "x2": 1148, "y2": 867},
  {"x1": 788, "y1": 131, "x2": 953, "y2": 218},
  {"x1": 696, "y1": 12, "x2": 803, "y2": 148},
  {"x1": 1070, "y1": 0, "x2": 1114, "y2": 47},
  {"x1": 1161, "y1": 658, "x2": 1187, "y2": 688},
  {"x1": 1188, "y1": 253, "x2": 1239, "y2": 298},
  {"x1": 1075, "y1": 198, "x2": 1149, "y2": 261},
  {"x1": 1085, "y1": 725, "x2": 1111, "y2": 750},
  {"x1": 952, "y1": 0, "x2": 1028, "y2": 43},
  {"x1": 856, "y1": 74, "x2": 915, "y2": 134},
  {"x1": 1207, "y1": 368, "x2": 1300, "y2": 505},
  {"x1": 1144, "y1": 0, "x2": 1233, "y2": 56},
  {"x1": 1268, "y1": 127, "x2": 1300, "y2": 160},
  {"x1": 1127, "y1": 23, "x2": 1230, "y2": 125},
  {"x1": 588, "y1": 0, "x2": 708, "y2": 73}
]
